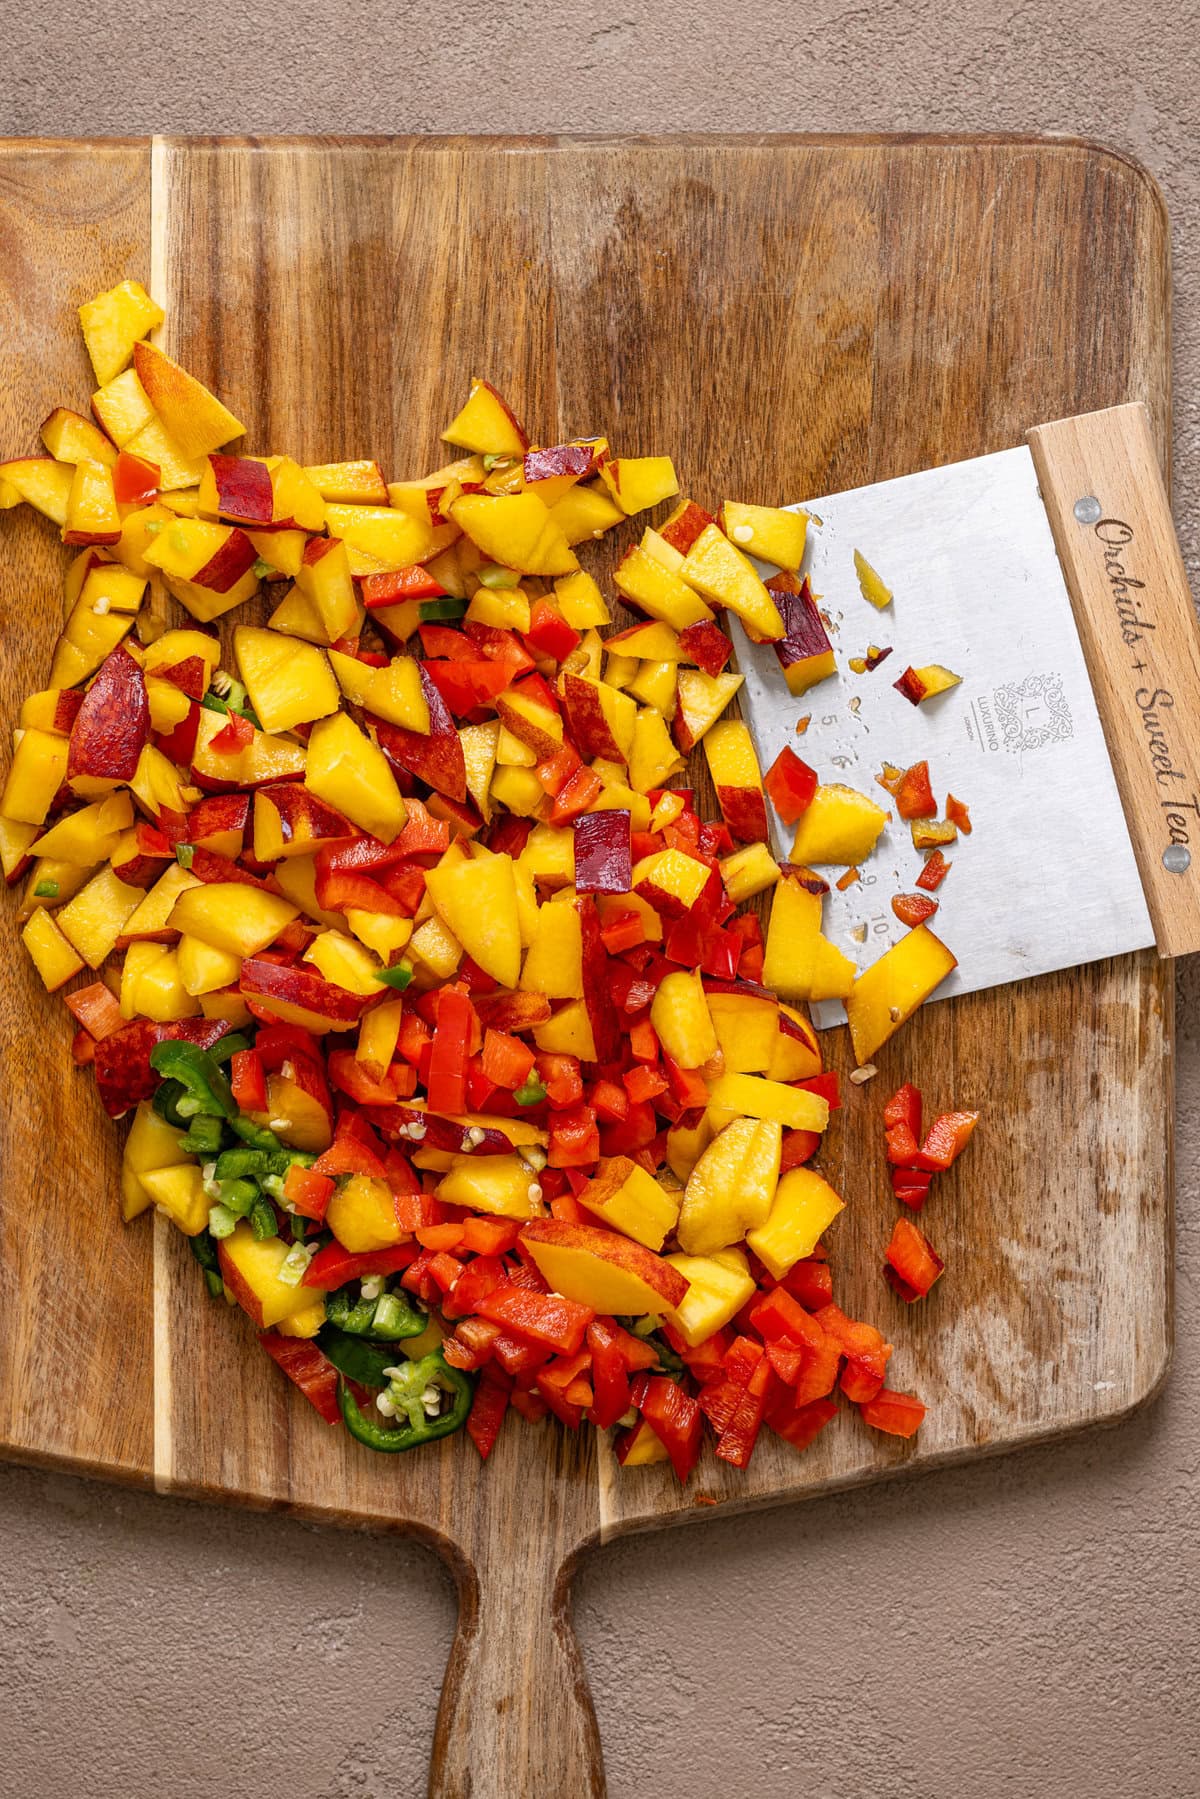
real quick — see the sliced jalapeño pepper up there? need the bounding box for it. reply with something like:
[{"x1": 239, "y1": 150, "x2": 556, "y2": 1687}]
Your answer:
[
  {"x1": 325, "y1": 1281, "x2": 427, "y2": 1342},
  {"x1": 149, "y1": 1040, "x2": 235, "y2": 1120},
  {"x1": 336, "y1": 1352, "x2": 473, "y2": 1452},
  {"x1": 317, "y1": 1326, "x2": 398, "y2": 1388}
]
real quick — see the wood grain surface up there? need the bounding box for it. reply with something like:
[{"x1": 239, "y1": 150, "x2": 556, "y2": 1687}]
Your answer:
[{"x1": 0, "y1": 136, "x2": 1174, "y2": 1798}]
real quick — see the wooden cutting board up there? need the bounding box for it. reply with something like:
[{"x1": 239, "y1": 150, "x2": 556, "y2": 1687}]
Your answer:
[{"x1": 0, "y1": 136, "x2": 1173, "y2": 1797}]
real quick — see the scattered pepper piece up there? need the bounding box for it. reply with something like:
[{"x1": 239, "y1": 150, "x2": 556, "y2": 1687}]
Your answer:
[
  {"x1": 945, "y1": 793, "x2": 972, "y2": 834},
  {"x1": 916, "y1": 850, "x2": 951, "y2": 892},
  {"x1": 763, "y1": 746, "x2": 818, "y2": 825},
  {"x1": 891, "y1": 892, "x2": 939, "y2": 927},
  {"x1": 894, "y1": 760, "x2": 936, "y2": 821},
  {"x1": 835, "y1": 866, "x2": 861, "y2": 891},
  {"x1": 883, "y1": 1217, "x2": 945, "y2": 1301}
]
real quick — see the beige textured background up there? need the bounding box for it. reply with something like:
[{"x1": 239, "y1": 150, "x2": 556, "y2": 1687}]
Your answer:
[{"x1": 3, "y1": 5, "x2": 1200, "y2": 1796}]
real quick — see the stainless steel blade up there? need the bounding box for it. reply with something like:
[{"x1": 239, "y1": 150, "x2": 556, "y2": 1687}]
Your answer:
[{"x1": 731, "y1": 445, "x2": 1154, "y2": 1026}]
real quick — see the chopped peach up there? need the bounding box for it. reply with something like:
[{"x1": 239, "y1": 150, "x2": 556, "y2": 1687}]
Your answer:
[
  {"x1": 747, "y1": 1167, "x2": 846, "y2": 1279},
  {"x1": 168, "y1": 882, "x2": 299, "y2": 957},
  {"x1": 597, "y1": 455, "x2": 679, "y2": 515},
  {"x1": 520, "y1": 1219, "x2": 688, "y2": 1315},
  {"x1": 853, "y1": 549, "x2": 892, "y2": 610},
  {"x1": 845, "y1": 923, "x2": 958, "y2": 1065},
  {"x1": 664, "y1": 1247, "x2": 755, "y2": 1346},
  {"x1": 577, "y1": 1157, "x2": 680, "y2": 1253},
  {"x1": 677, "y1": 1118, "x2": 782, "y2": 1255},
  {"x1": 442, "y1": 377, "x2": 528, "y2": 458},
  {"x1": 21, "y1": 907, "x2": 85, "y2": 990},
  {"x1": 41, "y1": 407, "x2": 118, "y2": 468},
  {"x1": 79, "y1": 280, "x2": 164, "y2": 386},
  {"x1": 133, "y1": 341, "x2": 244, "y2": 459},
  {"x1": 720, "y1": 501, "x2": 807, "y2": 570},
  {"x1": 650, "y1": 970, "x2": 717, "y2": 1069},
  {"x1": 304, "y1": 712, "x2": 406, "y2": 844},
  {"x1": 673, "y1": 669, "x2": 744, "y2": 752},
  {"x1": 790, "y1": 784, "x2": 888, "y2": 867},
  {"x1": 680, "y1": 524, "x2": 784, "y2": 640}
]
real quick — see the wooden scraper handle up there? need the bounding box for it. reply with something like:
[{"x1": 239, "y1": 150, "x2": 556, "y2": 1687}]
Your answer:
[{"x1": 1028, "y1": 402, "x2": 1200, "y2": 957}]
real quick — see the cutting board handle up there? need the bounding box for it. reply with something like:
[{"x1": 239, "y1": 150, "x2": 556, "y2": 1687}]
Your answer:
[
  {"x1": 429, "y1": 1537, "x2": 604, "y2": 1798},
  {"x1": 1027, "y1": 402, "x2": 1200, "y2": 958}
]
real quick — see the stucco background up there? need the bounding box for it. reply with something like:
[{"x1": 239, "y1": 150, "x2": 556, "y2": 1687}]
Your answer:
[{"x1": 2, "y1": 5, "x2": 1200, "y2": 1795}]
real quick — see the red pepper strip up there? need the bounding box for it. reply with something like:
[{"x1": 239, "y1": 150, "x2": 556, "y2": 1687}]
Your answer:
[
  {"x1": 466, "y1": 1365, "x2": 511, "y2": 1460},
  {"x1": 622, "y1": 1063, "x2": 667, "y2": 1105},
  {"x1": 917, "y1": 1109, "x2": 979, "y2": 1170},
  {"x1": 443, "y1": 1317, "x2": 501, "y2": 1371},
  {"x1": 637, "y1": 1375, "x2": 703, "y2": 1483},
  {"x1": 480, "y1": 1028, "x2": 536, "y2": 1091},
  {"x1": 427, "y1": 1250, "x2": 466, "y2": 1293},
  {"x1": 763, "y1": 746, "x2": 818, "y2": 825},
  {"x1": 792, "y1": 1339, "x2": 843, "y2": 1405},
  {"x1": 884, "y1": 1217, "x2": 945, "y2": 1301},
  {"x1": 425, "y1": 988, "x2": 475, "y2": 1116},
  {"x1": 840, "y1": 1357, "x2": 887, "y2": 1404},
  {"x1": 590, "y1": 1079, "x2": 629, "y2": 1123},
  {"x1": 230, "y1": 1047, "x2": 269, "y2": 1114},
  {"x1": 492, "y1": 1330, "x2": 552, "y2": 1379},
  {"x1": 282, "y1": 1162, "x2": 335, "y2": 1224},
  {"x1": 535, "y1": 1379, "x2": 585, "y2": 1430},
  {"x1": 361, "y1": 565, "x2": 447, "y2": 607},
  {"x1": 586, "y1": 1321, "x2": 634, "y2": 1429},
  {"x1": 882, "y1": 1081, "x2": 922, "y2": 1136},
  {"x1": 510, "y1": 1389, "x2": 549, "y2": 1422},
  {"x1": 885, "y1": 1121, "x2": 921, "y2": 1166},
  {"x1": 302, "y1": 1241, "x2": 417, "y2": 1289},
  {"x1": 600, "y1": 910, "x2": 647, "y2": 955},
  {"x1": 715, "y1": 1355, "x2": 777, "y2": 1468},
  {"x1": 258, "y1": 1331, "x2": 341, "y2": 1423},
  {"x1": 858, "y1": 1388, "x2": 927, "y2": 1437},
  {"x1": 326, "y1": 1051, "x2": 397, "y2": 1108},
  {"x1": 535, "y1": 1052, "x2": 583, "y2": 1110},
  {"x1": 475, "y1": 1283, "x2": 594, "y2": 1355},
  {"x1": 916, "y1": 850, "x2": 951, "y2": 891},
  {"x1": 416, "y1": 1223, "x2": 468, "y2": 1252},
  {"x1": 71, "y1": 1029, "x2": 95, "y2": 1067},
  {"x1": 778, "y1": 1257, "x2": 834, "y2": 1310}
]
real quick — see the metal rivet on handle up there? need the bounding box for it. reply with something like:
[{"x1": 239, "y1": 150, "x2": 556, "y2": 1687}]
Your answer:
[
  {"x1": 1163, "y1": 845, "x2": 1191, "y2": 873},
  {"x1": 1074, "y1": 495, "x2": 1102, "y2": 524}
]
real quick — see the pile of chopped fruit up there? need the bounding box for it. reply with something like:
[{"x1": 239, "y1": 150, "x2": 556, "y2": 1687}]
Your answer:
[{"x1": 0, "y1": 279, "x2": 967, "y2": 1477}]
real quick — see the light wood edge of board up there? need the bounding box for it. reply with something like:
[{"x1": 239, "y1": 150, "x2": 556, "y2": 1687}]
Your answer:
[{"x1": 1027, "y1": 403, "x2": 1200, "y2": 958}]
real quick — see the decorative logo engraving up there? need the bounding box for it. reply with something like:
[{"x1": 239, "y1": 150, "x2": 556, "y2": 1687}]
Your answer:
[{"x1": 992, "y1": 672, "x2": 1074, "y2": 752}]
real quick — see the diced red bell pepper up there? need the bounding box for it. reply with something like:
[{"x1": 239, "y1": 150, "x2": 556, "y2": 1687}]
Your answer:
[
  {"x1": 885, "y1": 1121, "x2": 921, "y2": 1166},
  {"x1": 314, "y1": 867, "x2": 411, "y2": 917},
  {"x1": 637, "y1": 1375, "x2": 703, "y2": 1483},
  {"x1": 282, "y1": 1162, "x2": 335, "y2": 1224},
  {"x1": 230, "y1": 1047, "x2": 269, "y2": 1114},
  {"x1": 598, "y1": 1098, "x2": 657, "y2": 1157},
  {"x1": 891, "y1": 1167, "x2": 934, "y2": 1211},
  {"x1": 524, "y1": 598, "x2": 581, "y2": 662},
  {"x1": 460, "y1": 1216, "x2": 522, "y2": 1257},
  {"x1": 780, "y1": 1129, "x2": 821, "y2": 1173},
  {"x1": 466, "y1": 1365, "x2": 511, "y2": 1460},
  {"x1": 766, "y1": 1392, "x2": 838, "y2": 1454},
  {"x1": 586, "y1": 1320, "x2": 634, "y2": 1430},
  {"x1": 763, "y1": 746, "x2": 818, "y2": 824},
  {"x1": 792, "y1": 1339, "x2": 843, "y2": 1405},
  {"x1": 622, "y1": 1063, "x2": 668, "y2": 1106},
  {"x1": 475, "y1": 1283, "x2": 594, "y2": 1355},
  {"x1": 535, "y1": 1053, "x2": 583, "y2": 1110},
  {"x1": 884, "y1": 1217, "x2": 945, "y2": 1302},
  {"x1": 797, "y1": 1071, "x2": 840, "y2": 1111},
  {"x1": 697, "y1": 1335, "x2": 763, "y2": 1434},
  {"x1": 312, "y1": 1132, "x2": 386, "y2": 1179},
  {"x1": 480, "y1": 1028, "x2": 536, "y2": 1092},
  {"x1": 600, "y1": 909, "x2": 647, "y2": 955},
  {"x1": 415, "y1": 1222, "x2": 468, "y2": 1252},
  {"x1": 71, "y1": 1028, "x2": 95, "y2": 1067},
  {"x1": 210, "y1": 711, "x2": 255, "y2": 753},
  {"x1": 537, "y1": 1348, "x2": 593, "y2": 1399},
  {"x1": 258, "y1": 1331, "x2": 341, "y2": 1424},
  {"x1": 548, "y1": 1103, "x2": 600, "y2": 1168},
  {"x1": 590, "y1": 1079, "x2": 629, "y2": 1124},
  {"x1": 424, "y1": 658, "x2": 513, "y2": 715},
  {"x1": 443, "y1": 1252, "x2": 506, "y2": 1319},
  {"x1": 749, "y1": 1287, "x2": 828, "y2": 1357},
  {"x1": 492, "y1": 1330, "x2": 553, "y2": 1380},
  {"x1": 326, "y1": 1051, "x2": 398, "y2": 1109},
  {"x1": 715, "y1": 1355, "x2": 778, "y2": 1468},
  {"x1": 916, "y1": 849, "x2": 951, "y2": 891},
  {"x1": 393, "y1": 798, "x2": 452, "y2": 858},
  {"x1": 361, "y1": 565, "x2": 447, "y2": 607},
  {"x1": 302, "y1": 1240, "x2": 418, "y2": 1289},
  {"x1": 425, "y1": 988, "x2": 476, "y2": 1117},
  {"x1": 779, "y1": 1257, "x2": 834, "y2": 1310},
  {"x1": 882, "y1": 1081, "x2": 922, "y2": 1136},
  {"x1": 425, "y1": 1250, "x2": 466, "y2": 1293},
  {"x1": 510, "y1": 1388, "x2": 549, "y2": 1422},
  {"x1": 549, "y1": 765, "x2": 604, "y2": 826},
  {"x1": 661, "y1": 1053, "x2": 710, "y2": 1111},
  {"x1": 858, "y1": 1388, "x2": 926, "y2": 1437},
  {"x1": 918, "y1": 1109, "x2": 979, "y2": 1170}
]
